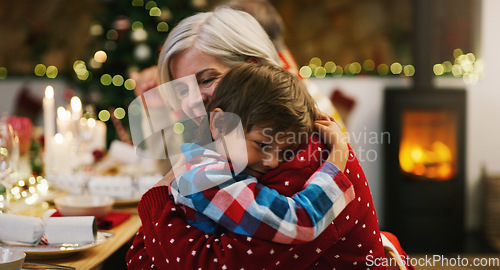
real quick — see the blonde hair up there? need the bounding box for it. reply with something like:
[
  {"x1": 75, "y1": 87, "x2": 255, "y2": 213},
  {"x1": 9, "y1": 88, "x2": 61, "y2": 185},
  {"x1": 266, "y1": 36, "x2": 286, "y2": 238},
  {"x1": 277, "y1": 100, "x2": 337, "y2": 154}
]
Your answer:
[{"x1": 157, "y1": 7, "x2": 280, "y2": 85}]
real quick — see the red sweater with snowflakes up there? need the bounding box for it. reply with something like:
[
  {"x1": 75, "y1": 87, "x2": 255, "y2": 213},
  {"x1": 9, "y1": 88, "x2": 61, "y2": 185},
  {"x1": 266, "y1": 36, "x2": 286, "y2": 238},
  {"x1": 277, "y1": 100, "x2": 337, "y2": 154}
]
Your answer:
[{"x1": 127, "y1": 135, "x2": 388, "y2": 269}]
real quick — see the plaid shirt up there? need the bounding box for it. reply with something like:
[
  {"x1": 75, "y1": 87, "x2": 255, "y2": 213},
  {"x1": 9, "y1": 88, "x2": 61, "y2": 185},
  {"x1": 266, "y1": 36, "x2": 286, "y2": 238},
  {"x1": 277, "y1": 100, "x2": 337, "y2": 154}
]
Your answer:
[{"x1": 169, "y1": 143, "x2": 354, "y2": 244}]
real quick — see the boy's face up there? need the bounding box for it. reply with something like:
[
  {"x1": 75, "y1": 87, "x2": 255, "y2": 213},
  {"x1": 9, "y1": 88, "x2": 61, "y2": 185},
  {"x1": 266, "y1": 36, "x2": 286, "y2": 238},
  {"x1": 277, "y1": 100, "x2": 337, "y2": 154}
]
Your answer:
[{"x1": 244, "y1": 127, "x2": 298, "y2": 179}]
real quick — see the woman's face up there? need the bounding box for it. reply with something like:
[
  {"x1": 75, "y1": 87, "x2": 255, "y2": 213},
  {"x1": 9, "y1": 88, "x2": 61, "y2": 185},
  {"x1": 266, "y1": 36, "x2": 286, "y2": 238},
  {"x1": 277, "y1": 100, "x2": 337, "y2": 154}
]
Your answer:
[{"x1": 169, "y1": 48, "x2": 230, "y2": 114}]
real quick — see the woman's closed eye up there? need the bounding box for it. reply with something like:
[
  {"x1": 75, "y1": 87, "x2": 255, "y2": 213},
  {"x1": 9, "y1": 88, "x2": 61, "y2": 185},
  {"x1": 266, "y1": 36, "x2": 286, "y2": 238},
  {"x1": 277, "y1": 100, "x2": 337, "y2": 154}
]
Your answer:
[{"x1": 198, "y1": 76, "x2": 221, "y2": 89}]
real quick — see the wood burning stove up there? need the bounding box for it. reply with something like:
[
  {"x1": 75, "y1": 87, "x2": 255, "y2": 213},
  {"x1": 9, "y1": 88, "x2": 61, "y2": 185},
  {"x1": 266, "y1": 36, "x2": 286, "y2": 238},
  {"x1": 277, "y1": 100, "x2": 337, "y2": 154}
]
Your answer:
[{"x1": 383, "y1": 88, "x2": 466, "y2": 253}]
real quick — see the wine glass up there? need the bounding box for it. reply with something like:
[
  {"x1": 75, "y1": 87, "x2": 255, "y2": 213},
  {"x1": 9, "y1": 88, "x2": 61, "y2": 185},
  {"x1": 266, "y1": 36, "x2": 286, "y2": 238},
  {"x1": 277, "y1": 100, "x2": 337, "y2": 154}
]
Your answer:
[{"x1": 0, "y1": 121, "x2": 16, "y2": 213}]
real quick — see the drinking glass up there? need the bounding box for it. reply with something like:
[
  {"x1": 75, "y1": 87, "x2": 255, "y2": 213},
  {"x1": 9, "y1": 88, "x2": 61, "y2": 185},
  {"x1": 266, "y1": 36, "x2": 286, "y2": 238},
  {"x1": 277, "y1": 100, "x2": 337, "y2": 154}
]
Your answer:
[{"x1": 0, "y1": 122, "x2": 16, "y2": 213}]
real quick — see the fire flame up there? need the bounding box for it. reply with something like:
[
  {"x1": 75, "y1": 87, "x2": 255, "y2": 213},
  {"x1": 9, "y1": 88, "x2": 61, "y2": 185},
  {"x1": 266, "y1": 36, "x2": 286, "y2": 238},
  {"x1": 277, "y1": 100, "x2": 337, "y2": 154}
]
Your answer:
[{"x1": 399, "y1": 140, "x2": 454, "y2": 180}]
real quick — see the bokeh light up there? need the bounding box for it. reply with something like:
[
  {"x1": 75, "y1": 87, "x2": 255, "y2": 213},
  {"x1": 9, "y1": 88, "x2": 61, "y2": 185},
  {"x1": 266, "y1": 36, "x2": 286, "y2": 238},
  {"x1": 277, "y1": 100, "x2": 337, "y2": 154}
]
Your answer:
[
  {"x1": 390, "y1": 62, "x2": 403, "y2": 75},
  {"x1": 101, "y1": 74, "x2": 112, "y2": 85},
  {"x1": 34, "y1": 64, "x2": 47, "y2": 76},
  {"x1": 114, "y1": 107, "x2": 126, "y2": 120},
  {"x1": 157, "y1": 22, "x2": 169, "y2": 32},
  {"x1": 124, "y1": 79, "x2": 136, "y2": 90},
  {"x1": 46, "y1": 66, "x2": 58, "y2": 78},
  {"x1": 0, "y1": 67, "x2": 6, "y2": 80},
  {"x1": 98, "y1": 110, "x2": 111, "y2": 122},
  {"x1": 299, "y1": 66, "x2": 312, "y2": 78},
  {"x1": 377, "y1": 64, "x2": 389, "y2": 75},
  {"x1": 112, "y1": 75, "x2": 124, "y2": 86},
  {"x1": 94, "y1": 50, "x2": 107, "y2": 63}
]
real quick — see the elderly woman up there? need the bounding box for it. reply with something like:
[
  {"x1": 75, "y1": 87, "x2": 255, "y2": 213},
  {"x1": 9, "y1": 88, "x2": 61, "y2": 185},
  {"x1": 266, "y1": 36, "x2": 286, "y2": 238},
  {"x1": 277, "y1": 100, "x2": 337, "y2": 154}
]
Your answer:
[{"x1": 126, "y1": 6, "x2": 394, "y2": 270}]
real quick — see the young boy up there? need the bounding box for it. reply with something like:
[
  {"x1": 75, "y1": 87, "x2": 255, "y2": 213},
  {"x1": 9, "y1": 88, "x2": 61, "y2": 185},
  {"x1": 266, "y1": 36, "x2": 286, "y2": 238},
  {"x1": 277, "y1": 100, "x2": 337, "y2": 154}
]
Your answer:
[{"x1": 169, "y1": 63, "x2": 354, "y2": 244}]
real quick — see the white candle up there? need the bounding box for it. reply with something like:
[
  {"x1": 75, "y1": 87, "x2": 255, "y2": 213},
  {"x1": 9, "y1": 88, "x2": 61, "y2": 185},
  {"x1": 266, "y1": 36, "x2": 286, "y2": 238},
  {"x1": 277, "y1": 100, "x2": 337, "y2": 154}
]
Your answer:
[
  {"x1": 51, "y1": 133, "x2": 74, "y2": 174},
  {"x1": 56, "y1": 106, "x2": 72, "y2": 135},
  {"x1": 70, "y1": 96, "x2": 82, "y2": 121},
  {"x1": 94, "y1": 120, "x2": 107, "y2": 150},
  {"x1": 43, "y1": 86, "x2": 55, "y2": 162}
]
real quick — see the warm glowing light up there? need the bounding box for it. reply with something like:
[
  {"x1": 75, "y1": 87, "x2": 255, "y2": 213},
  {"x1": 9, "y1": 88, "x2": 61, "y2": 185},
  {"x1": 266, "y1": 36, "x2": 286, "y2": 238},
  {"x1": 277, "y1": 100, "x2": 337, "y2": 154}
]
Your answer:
[
  {"x1": 114, "y1": 107, "x2": 126, "y2": 119},
  {"x1": 0, "y1": 67, "x2": 7, "y2": 79},
  {"x1": 333, "y1": 66, "x2": 343, "y2": 76},
  {"x1": 101, "y1": 74, "x2": 112, "y2": 85},
  {"x1": 403, "y1": 65, "x2": 415, "y2": 76},
  {"x1": 55, "y1": 133, "x2": 64, "y2": 144},
  {"x1": 94, "y1": 50, "x2": 107, "y2": 63},
  {"x1": 132, "y1": 29, "x2": 148, "y2": 42},
  {"x1": 149, "y1": 7, "x2": 161, "y2": 16},
  {"x1": 57, "y1": 107, "x2": 70, "y2": 121},
  {"x1": 99, "y1": 110, "x2": 111, "y2": 122},
  {"x1": 309, "y1": 57, "x2": 322, "y2": 68},
  {"x1": 363, "y1": 59, "x2": 375, "y2": 71},
  {"x1": 451, "y1": 65, "x2": 463, "y2": 77},
  {"x1": 390, "y1": 62, "x2": 403, "y2": 74},
  {"x1": 145, "y1": 1, "x2": 157, "y2": 10},
  {"x1": 299, "y1": 66, "x2": 312, "y2": 78},
  {"x1": 377, "y1": 64, "x2": 389, "y2": 75},
  {"x1": 350, "y1": 62, "x2": 362, "y2": 74},
  {"x1": 106, "y1": 29, "x2": 119, "y2": 40},
  {"x1": 113, "y1": 75, "x2": 124, "y2": 86},
  {"x1": 132, "y1": 0, "x2": 144, "y2": 6},
  {"x1": 173, "y1": 122, "x2": 185, "y2": 135},
  {"x1": 324, "y1": 61, "x2": 336, "y2": 73},
  {"x1": 443, "y1": 61, "x2": 453, "y2": 73},
  {"x1": 157, "y1": 22, "x2": 169, "y2": 32},
  {"x1": 124, "y1": 79, "x2": 136, "y2": 90},
  {"x1": 34, "y1": 64, "x2": 47, "y2": 76},
  {"x1": 87, "y1": 118, "x2": 96, "y2": 128},
  {"x1": 131, "y1": 21, "x2": 144, "y2": 30},
  {"x1": 433, "y1": 64, "x2": 445, "y2": 76},
  {"x1": 314, "y1": 67, "x2": 327, "y2": 78},
  {"x1": 45, "y1": 86, "x2": 54, "y2": 99},
  {"x1": 453, "y1": 48, "x2": 463, "y2": 59},
  {"x1": 71, "y1": 96, "x2": 82, "y2": 113},
  {"x1": 46, "y1": 66, "x2": 58, "y2": 78}
]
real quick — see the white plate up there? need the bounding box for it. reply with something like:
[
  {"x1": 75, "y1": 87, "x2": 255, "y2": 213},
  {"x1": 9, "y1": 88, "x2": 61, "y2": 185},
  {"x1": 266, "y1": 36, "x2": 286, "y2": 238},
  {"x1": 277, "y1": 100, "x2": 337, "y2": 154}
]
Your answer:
[{"x1": 0, "y1": 232, "x2": 106, "y2": 259}]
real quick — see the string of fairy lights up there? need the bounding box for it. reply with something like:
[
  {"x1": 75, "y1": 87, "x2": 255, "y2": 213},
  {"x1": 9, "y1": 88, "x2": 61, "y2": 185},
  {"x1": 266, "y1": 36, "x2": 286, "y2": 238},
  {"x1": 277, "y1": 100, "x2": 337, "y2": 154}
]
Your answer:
[
  {"x1": 0, "y1": 0, "x2": 484, "y2": 126},
  {"x1": 299, "y1": 48, "x2": 483, "y2": 84}
]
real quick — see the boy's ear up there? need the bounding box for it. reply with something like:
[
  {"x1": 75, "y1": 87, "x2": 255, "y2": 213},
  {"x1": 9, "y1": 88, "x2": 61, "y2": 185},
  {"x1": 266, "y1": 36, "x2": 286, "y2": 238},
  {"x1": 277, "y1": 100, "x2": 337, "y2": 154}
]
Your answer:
[
  {"x1": 210, "y1": 108, "x2": 225, "y2": 140},
  {"x1": 246, "y1": 56, "x2": 260, "y2": 64}
]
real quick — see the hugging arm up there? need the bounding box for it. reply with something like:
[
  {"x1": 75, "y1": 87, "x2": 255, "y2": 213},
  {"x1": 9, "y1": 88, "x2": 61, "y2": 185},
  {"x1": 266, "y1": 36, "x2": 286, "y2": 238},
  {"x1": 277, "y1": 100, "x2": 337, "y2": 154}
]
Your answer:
[{"x1": 126, "y1": 186, "x2": 338, "y2": 270}]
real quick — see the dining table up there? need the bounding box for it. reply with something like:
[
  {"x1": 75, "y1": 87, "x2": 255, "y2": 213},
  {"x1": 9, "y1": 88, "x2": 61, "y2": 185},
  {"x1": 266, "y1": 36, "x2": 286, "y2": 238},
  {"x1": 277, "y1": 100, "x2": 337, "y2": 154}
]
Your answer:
[{"x1": 7, "y1": 199, "x2": 141, "y2": 270}]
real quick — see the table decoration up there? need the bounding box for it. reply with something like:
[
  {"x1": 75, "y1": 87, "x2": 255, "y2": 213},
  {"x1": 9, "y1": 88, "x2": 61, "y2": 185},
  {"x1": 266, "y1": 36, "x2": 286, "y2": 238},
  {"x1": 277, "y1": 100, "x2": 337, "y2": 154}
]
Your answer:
[
  {"x1": 44, "y1": 216, "x2": 96, "y2": 245},
  {"x1": 0, "y1": 214, "x2": 44, "y2": 244}
]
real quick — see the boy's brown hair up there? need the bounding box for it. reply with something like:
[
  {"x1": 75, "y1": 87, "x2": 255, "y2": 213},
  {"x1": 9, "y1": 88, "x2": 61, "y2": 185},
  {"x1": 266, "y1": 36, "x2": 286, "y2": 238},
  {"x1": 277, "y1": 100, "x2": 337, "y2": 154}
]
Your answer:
[{"x1": 206, "y1": 63, "x2": 317, "y2": 140}]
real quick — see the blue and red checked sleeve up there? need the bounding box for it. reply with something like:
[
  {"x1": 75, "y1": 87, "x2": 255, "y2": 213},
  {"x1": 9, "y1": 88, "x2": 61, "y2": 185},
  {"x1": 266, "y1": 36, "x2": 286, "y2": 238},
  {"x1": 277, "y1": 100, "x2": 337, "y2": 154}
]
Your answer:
[{"x1": 170, "y1": 143, "x2": 355, "y2": 244}]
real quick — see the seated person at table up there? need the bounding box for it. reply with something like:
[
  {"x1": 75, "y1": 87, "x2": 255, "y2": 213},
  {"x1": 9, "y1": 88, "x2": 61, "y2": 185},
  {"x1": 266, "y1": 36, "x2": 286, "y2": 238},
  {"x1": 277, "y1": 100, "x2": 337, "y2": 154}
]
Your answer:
[{"x1": 169, "y1": 63, "x2": 354, "y2": 243}]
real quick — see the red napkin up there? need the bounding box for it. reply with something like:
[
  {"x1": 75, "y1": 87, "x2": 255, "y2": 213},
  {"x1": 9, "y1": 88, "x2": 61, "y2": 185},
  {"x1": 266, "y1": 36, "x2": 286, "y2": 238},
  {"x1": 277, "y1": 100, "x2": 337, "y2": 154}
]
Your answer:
[{"x1": 51, "y1": 211, "x2": 132, "y2": 230}]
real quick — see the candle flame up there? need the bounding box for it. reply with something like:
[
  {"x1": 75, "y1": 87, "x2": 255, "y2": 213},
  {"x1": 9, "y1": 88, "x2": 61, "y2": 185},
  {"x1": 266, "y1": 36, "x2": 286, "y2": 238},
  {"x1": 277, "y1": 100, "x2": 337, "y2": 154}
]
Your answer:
[
  {"x1": 55, "y1": 133, "x2": 63, "y2": 144},
  {"x1": 45, "y1": 86, "x2": 54, "y2": 99},
  {"x1": 57, "y1": 107, "x2": 71, "y2": 120},
  {"x1": 71, "y1": 96, "x2": 82, "y2": 112},
  {"x1": 87, "y1": 118, "x2": 96, "y2": 128}
]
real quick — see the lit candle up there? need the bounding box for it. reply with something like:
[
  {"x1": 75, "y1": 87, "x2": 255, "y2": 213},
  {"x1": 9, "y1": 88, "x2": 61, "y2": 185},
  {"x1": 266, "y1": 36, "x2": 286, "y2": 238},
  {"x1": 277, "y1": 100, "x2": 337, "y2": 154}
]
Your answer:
[
  {"x1": 94, "y1": 120, "x2": 107, "y2": 150},
  {"x1": 56, "y1": 106, "x2": 72, "y2": 135},
  {"x1": 51, "y1": 133, "x2": 74, "y2": 174},
  {"x1": 43, "y1": 86, "x2": 55, "y2": 158},
  {"x1": 70, "y1": 96, "x2": 82, "y2": 121}
]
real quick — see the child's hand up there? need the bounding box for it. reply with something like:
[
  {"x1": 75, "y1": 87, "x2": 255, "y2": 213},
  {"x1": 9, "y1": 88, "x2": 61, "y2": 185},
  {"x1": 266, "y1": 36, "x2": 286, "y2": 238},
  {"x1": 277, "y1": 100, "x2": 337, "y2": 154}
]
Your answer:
[
  {"x1": 314, "y1": 112, "x2": 349, "y2": 172},
  {"x1": 314, "y1": 112, "x2": 346, "y2": 148}
]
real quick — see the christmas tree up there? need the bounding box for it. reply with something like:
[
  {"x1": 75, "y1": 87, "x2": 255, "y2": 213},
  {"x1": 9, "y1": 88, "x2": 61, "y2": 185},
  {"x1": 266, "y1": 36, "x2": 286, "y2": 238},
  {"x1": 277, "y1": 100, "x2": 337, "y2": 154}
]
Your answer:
[{"x1": 71, "y1": 0, "x2": 203, "y2": 146}]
